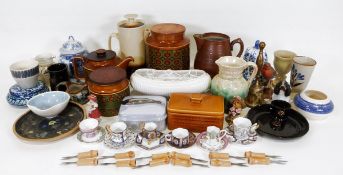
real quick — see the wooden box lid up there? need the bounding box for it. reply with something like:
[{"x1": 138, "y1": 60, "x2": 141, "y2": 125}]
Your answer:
[{"x1": 167, "y1": 93, "x2": 224, "y2": 116}]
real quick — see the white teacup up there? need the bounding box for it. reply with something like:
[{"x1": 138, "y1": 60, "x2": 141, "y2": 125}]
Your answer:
[
  {"x1": 166, "y1": 128, "x2": 189, "y2": 147},
  {"x1": 10, "y1": 59, "x2": 39, "y2": 89},
  {"x1": 79, "y1": 118, "x2": 99, "y2": 139},
  {"x1": 206, "y1": 126, "x2": 227, "y2": 145},
  {"x1": 107, "y1": 122, "x2": 127, "y2": 143},
  {"x1": 233, "y1": 117, "x2": 257, "y2": 141}
]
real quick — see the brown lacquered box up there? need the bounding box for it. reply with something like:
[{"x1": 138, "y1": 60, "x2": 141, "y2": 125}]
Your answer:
[{"x1": 167, "y1": 93, "x2": 224, "y2": 132}]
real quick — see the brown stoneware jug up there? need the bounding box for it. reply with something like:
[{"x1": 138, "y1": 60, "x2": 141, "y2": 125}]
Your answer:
[
  {"x1": 73, "y1": 49, "x2": 133, "y2": 81},
  {"x1": 194, "y1": 33, "x2": 244, "y2": 77}
]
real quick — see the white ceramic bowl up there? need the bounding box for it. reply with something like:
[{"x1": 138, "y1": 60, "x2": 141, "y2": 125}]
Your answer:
[
  {"x1": 10, "y1": 59, "x2": 39, "y2": 89},
  {"x1": 293, "y1": 90, "x2": 334, "y2": 120},
  {"x1": 27, "y1": 91, "x2": 70, "y2": 119},
  {"x1": 130, "y1": 69, "x2": 211, "y2": 96}
]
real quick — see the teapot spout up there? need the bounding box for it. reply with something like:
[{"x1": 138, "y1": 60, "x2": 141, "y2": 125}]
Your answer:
[
  {"x1": 193, "y1": 34, "x2": 204, "y2": 51},
  {"x1": 117, "y1": 56, "x2": 134, "y2": 69}
]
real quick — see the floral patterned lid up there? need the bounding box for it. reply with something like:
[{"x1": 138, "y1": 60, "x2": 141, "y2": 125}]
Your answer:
[{"x1": 59, "y1": 36, "x2": 86, "y2": 55}]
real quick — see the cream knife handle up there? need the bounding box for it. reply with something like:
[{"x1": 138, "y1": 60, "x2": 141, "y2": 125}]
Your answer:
[
  {"x1": 114, "y1": 151, "x2": 135, "y2": 159},
  {"x1": 152, "y1": 152, "x2": 170, "y2": 160},
  {"x1": 209, "y1": 152, "x2": 229, "y2": 160},
  {"x1": 171, "y1": 152, "x2": 191, "y2": 160},
  {"x1": 248, "y1": 157, "x2": 270, "y2": 165},
  {"x1": 245, "y1": 151, "x2": 266, "y2": 158},
  {"x1": 210, "y1": 159, "x2": 231, "y2": 167},
  {"x1": 171, "y1": 158, "x2": 192, "y2": 167},
  {"x1": 116, "y1": 159, "x2": 136, "y2": 167},
  {"x1": 77, "y1": 150, "x2": 98, "y2": 159},
  {"x1": 77, "y1": 158, "x2": 98, "y2": 166},
  {"x1": 149, "y1": 158, "x2": 170, "y2": 167}
]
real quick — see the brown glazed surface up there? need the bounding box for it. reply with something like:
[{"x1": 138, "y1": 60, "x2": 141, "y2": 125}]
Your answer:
[
  {"x1": 194, "y1": 32, "x2": 244, "y2": 77},
  {"x1": 167, "y1": 93, "x2": 224, "y2": 132},
  {"x1": 145, "y1": 23, "x2": 190, "y2": 70}
]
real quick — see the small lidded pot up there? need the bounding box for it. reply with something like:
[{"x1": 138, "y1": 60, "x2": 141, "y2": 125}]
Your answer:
[
  {"x1": 145, "y1": 23, "x2": 190, "y2": 70},
  {"x1": 87, "y1": 67, "x2": 130, "y2": 117}
]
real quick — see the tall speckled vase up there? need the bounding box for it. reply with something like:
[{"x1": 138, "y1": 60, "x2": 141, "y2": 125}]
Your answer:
[{"x1": 211, "y1": 56, "x2": 258, "y2": 106}]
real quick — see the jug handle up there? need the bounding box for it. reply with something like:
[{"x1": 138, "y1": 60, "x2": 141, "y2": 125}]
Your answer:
[
  {"x1": 72, "y1": 56, "x2": 85, "y2": 80},
  {"x1": 108, "y1": 32, "x2": 120, "y2": 53},
  {"x1": 230, "y1": 38, "x2": 244, "y2": 57},
  {"x1": 245, "y1": 62, "x2": 258, "y2": 85}
]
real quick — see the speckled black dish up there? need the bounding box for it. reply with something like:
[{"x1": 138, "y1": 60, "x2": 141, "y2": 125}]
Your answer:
[
  {"x1": 13, "y1": 102, "x2": 85, "y2": 142},
  {"x1": 247, "y1": 104, "x2": 309, "y2": 139}
]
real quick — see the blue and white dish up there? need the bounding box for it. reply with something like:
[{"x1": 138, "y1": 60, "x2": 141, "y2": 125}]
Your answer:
[
  {"x1": 10, "y1": 59, "x2": 39, "y2": 89},
  {"x1": 27, "y1": 91, "x2": 70, "y2": 119},
  {"x1": 59, "y1": 36, "x2": 87, "y2": 80},
  {"x1": 7, "y1": 81, "x2": 49, "y2": 107},
  {"x1": 243, "y1": 40, "x2": 268, "y2": 80},
  {"x1": 294, "y1": 90, "x2": 334, "y2": 120}
]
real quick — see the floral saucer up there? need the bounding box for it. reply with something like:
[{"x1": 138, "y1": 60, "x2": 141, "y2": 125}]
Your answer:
[
  {"x1": 166, "y1": 131, "x2": 196, "y2": 149},
  {"x1": 225, "y1": 125, "x2": 257, "y2": 145},
  {"x1": 77, "y1": 127, "x2": 105, "y2": 143},
  {"x1": 196, "y1": 132, "x2": 229, "y2": 151},
  {"x1": 136, "y1": 131, "x2": 166, "y2": 150},
  {"x1": 104, "y1": 130, "x2": 136, "y2": 149},
  {"x1": 7, "y1": 81, "x2": 49, "y2": 107}
]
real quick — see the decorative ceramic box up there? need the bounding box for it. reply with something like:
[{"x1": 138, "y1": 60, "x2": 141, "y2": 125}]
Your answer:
[
  {"x1": 118, "y1": 96, "x2": 167, "y2": 132},
  {"x1": 167, "y1": 93, "x2": 224, "y2": 132}
]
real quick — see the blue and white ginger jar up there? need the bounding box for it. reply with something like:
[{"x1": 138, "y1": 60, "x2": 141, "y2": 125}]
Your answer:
[{"x1": 243, "y1": 40, "x2": 268, "y2": 80}]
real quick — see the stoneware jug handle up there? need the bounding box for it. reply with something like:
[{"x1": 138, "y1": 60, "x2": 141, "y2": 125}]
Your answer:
[
  {"x1": 108, "y1": 32, "x2": 120, "y2": 53},
  {"x1": 230, "y1": 38, "x2": 244, "y2": 57},
  {"x1": 72, "y1": 56, "x2": 85, "y2": 80},
  {"x1": 245, "y1": 62, "x2": 258, "y2": 85}
]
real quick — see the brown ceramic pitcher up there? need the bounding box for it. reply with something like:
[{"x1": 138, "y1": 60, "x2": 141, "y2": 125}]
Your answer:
[{"x1": 194, "y1": 33, "x2": 244, "y2": 77}]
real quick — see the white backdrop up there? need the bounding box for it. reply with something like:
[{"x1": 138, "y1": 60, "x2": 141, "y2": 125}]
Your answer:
[{"x1": 1, "y1": 0, "x2": 343, "y2": 175}]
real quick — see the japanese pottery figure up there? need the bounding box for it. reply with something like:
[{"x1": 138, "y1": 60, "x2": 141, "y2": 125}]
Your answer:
[
  {"x1": 225, "y1": 96, "x2": 246, "y2": 125},
  {"x1": 59, "y1": 36, "x2": 88, "y2": 81},
  {"x1": 56, "y1": 81, "x2": 89, "y2": 104},
  {"x1": 194, "y1": 32, "x2": 244, "y2": 77},
  {"x1": 108, "y1": 14, "x2": 146, "y2": 76},
  {"x1": 10, "y1": 59, "x2": 39, "y2": 89},
  {"x1": 87, "y1": 67, "x2": 130, "y2": 117},
  {"x1": 272, "y1": 80, "x2": 291, "y2": 102},
  {"x1": 211, "y1": 56, "x2": 257, "y2": 106},
  {"x1": 35, "y1": 53, "x2": 54, "y2": 87},
  {"x1": 85, "y1": 94, "x2": 101, "y2": 120},
  {"x1": 243, "y1": 40, "x2": 268, "y2": 80},
  {"x1": 273, "y1": 50, "x2": 296, "y2": 86},
  {"x1": 290, "y1": 56, "x2": 317, "y2": 92},
  {"x1": 72, "y1": 49, "x2": 133, "y2": 82},
  {"x1": 145, "y1": 23, "x2": 190, "y2": 70}
]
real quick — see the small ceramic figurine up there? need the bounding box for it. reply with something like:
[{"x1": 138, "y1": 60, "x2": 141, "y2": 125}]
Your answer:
[
  {"x1": 85, "y1": 94, "x2": 101, "y2": 120},
  {"x1": 272, "y1": 80, "x2": 292, "y2": 102},
  {"x1": 261, "y1": 63, "x2": 276, "y2": 102},
  {"x1": 225, "y1": 96, "x2": 246, "y2": 125}
]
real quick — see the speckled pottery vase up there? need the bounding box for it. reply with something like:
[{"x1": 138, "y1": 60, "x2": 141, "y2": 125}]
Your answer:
[
  {"x1": 243, "y1": 40, "x2": 268, "y2": 80},
  {"x1": 211, "y1": 56, "x2": 257, "y2": 106}
]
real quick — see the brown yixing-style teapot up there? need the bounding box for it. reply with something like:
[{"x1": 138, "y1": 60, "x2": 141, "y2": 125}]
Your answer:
[
  {"x1": 72, "y1": 49, "x2": 134, "y2": 81},
  {"x1": 194, "y1": 33, "x2": 244, "y2": 77}
]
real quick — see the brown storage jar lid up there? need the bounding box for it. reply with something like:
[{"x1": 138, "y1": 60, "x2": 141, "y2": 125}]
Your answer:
[
  {"x1": 86, "y1": 49, "x2": 116, "y2": 61},
  {"x1": 167, "y1": 93, "x2": 224, "y2": 115},
  {"x1": 88, "y1": 66, "x2": 126, "y2": 85},
  {"x1": 146, "y1": 23, "x2": 189, "y2": 47}
]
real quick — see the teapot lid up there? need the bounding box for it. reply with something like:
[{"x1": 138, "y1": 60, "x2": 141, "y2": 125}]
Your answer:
[
  {"x1": 60, "y1": 36, "x2": 86, "y2": 54},
  {"x1": 86, "y1": 49, "x2": 116, "y2": 61},
  {"x1": 119, "y1": 14, "x2": 144, "y2": 28},
  {"x1": 89, "y1": 67, "x2": 126, "y2": 85}
]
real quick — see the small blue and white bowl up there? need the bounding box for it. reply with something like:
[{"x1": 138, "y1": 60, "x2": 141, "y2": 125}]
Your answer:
[
  {"x1": 294, "y1": 90, "x2": 334, "y2": 120},
  {"x1": 7, "y1": 81, "x2": 49, "y2": 107},
  {"x1": 10, "y1": 59, "x2": 39, "y2": 89},
  {"x1": 27, "y1": 91, "x2": 70, "y2": 119}
]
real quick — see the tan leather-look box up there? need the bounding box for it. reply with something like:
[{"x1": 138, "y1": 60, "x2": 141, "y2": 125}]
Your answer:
[{"x1": 167, "y1": 93, "x2": 224, "y2": 132}]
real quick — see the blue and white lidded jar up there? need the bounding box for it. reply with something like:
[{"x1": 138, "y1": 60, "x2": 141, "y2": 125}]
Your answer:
[
  {"x1": 243, "y1": 40, "x2": 268, "y2": 80},
  {"x1": 59, "y1": 36, "x2": 88, "y2": 81}
]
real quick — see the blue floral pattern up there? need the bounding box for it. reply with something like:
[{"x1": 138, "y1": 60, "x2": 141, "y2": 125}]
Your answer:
[
  {"x1": 290, "y1": 64, "x2": 305, "y2": 87},
  {"x1": 243, "y1": 40, "x2": 268, "y2": 80}
]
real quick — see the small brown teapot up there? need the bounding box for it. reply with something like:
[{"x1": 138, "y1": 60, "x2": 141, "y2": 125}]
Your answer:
[
  {"x1": 72, "y1": 49, "x2": 134, "y2": 81},
  {"x1": 194, "y1": 33, "x2": 244, "y2": 77}
]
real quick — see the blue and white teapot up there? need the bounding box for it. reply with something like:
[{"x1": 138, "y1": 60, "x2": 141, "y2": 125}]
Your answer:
[
  {"x1": 59, "y1": 36, "x2": 88, "y2": 81},
  {"x1": 243, "y1": 40, "x2": 268, "y2": 80}
]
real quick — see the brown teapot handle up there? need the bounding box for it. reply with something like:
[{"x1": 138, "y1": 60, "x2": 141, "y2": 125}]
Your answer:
[
  {"x1": 230, "y1": 38, "x2": 244, "y2": 57},
  {"x1": 72, "y1": 56, "x2": 85, "y2": 80}
]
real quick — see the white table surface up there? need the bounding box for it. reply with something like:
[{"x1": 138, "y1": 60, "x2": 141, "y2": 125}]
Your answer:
[{"x1": 1, "y1": 0, "x2": 343, "y2": 175}]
